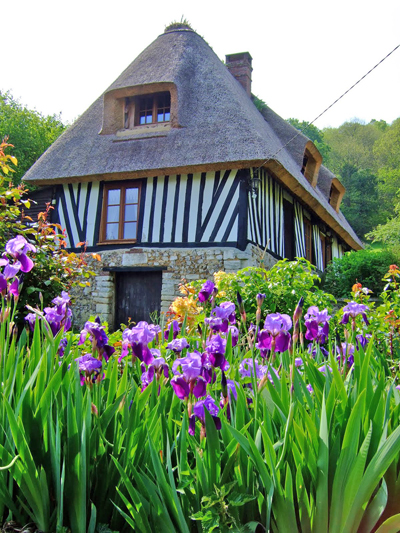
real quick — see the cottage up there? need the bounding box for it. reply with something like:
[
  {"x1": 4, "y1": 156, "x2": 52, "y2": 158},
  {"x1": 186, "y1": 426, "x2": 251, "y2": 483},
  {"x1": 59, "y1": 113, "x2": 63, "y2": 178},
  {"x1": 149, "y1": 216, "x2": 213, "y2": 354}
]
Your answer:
[{"x1": 23, "y1": 23, "x2": 362, "y2": 328}]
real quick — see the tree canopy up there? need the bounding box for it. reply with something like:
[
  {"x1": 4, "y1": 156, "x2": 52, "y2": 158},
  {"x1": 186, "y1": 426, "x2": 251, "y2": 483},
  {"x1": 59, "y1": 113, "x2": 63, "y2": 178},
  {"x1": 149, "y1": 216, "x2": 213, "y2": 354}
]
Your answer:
[
  {"x1": 0, "y1": 91, "x2": 66, "y2": 184},
  {"x1": 287, "y1": 116, "x2": 400, "y2": 241}
]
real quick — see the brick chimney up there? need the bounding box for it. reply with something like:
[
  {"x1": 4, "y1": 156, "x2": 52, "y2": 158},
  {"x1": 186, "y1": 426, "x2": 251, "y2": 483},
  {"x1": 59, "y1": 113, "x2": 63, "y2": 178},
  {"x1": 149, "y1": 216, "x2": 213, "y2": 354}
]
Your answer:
[{"x1": 225, "y1": 52, "x2": 253, "y2": 97}]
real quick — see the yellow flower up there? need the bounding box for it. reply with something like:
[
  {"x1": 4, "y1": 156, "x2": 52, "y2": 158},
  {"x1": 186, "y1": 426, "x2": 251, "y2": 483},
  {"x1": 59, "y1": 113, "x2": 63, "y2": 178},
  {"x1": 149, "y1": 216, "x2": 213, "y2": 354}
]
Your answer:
[{"x1": 214, "y1": 270, "x2": 227, "y2": 286}]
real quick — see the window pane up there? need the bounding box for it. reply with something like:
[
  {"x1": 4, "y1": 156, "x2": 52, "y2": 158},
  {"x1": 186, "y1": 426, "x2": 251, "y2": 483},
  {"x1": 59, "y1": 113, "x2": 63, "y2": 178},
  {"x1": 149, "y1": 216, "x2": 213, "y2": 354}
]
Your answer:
[
  {"x1": 106, "y1": 223, "x2": 119, "y2": 240},
  {"x1": 107, "y1": 205, "x2": 120, "y2": 223},
  {"x1": 125, "y1": 187, "x2": 138, "y2": 203},
  {"x1": 164, "y1": 111, "x2": 170, "y2": 121},
  {"x1": 108, "y1": 189, "x2": 121, "y2": 204},
  {"x1": 157, "y1": 112, "x2": 164, "y2": 122},
  {"x1": 146, "y1": 114, "x2": 152, "y2": 124},
  {"x1": 124, "y1": 222, "x2": 137, "y2": 239},
  {"x1": 125, "y1": 204, "x2": 138, "y2": 222}
]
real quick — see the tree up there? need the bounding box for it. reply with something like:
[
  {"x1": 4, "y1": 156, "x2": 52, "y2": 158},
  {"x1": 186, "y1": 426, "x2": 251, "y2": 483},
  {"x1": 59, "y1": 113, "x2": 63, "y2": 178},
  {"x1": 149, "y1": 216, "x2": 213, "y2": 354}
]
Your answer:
[
  {"x1": 374, "y1": 119, "x2": 400, "y2": 215},
  {"x1": 339, "y1": 163, "x2": 384, "y2": 238},
  {"x1": 322, "y1": 119, "x2": 387, "y2": 175},
  {"x1": 0, "y1": 91, "x2": 66, "y2": 183}
]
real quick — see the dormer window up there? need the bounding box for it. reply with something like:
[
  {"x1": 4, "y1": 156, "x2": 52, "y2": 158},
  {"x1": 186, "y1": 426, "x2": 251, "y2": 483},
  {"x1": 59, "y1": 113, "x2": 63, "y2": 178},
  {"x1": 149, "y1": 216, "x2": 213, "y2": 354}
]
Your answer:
[
  {"x1": 124, "y1": 92, "x2": 171, "y2": 129},
  {"x1": 329, "y1": 177, "x2": 346, "y2": 212},
  {"x1": 300, "y1": 141, "x2": 322, "y2": 187}
]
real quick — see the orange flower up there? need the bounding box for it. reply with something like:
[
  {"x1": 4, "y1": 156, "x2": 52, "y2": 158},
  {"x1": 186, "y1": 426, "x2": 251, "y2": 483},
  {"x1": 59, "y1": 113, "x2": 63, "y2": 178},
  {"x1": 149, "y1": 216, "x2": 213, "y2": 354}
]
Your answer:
[{"x1": 352, "y1": 282, "x2": 362, "y2": 292}]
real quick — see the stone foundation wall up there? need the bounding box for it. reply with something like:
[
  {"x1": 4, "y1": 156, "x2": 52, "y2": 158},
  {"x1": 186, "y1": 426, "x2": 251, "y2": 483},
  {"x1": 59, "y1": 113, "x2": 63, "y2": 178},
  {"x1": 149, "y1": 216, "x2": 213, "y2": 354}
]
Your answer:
[{"x1": 71, "y1": 244, "x2": 278, "y2": 329}]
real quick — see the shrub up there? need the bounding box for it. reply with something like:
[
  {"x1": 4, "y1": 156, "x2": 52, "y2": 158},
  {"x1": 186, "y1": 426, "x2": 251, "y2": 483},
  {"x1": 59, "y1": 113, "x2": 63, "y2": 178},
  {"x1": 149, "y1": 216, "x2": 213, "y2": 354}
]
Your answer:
[
  {"x1": 0, "y1": 139, "x2": 98, "y2": 328},
  {"x1": 322, "y1": 247, "x2": 399, "y2": 298},
  {"x1": 198, "y1": 258, "x2": 336, "y2": 325}
]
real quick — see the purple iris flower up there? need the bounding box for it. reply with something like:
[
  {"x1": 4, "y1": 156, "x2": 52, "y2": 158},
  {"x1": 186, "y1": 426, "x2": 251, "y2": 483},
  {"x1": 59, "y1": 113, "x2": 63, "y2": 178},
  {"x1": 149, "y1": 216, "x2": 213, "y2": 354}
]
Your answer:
[
  {"x1": 198, "y1": 280, "x2": 216, "y2": 303},
  {"x1": 140, "y1": 357, "x2": 169, "y2": 391},
  {"x1": 206, "y1": 334, "x2": 227, "y2": 368},
  {"x1": 164, "y1": 320, "x2": 180, "y2": 341},
  {"x1": 205, "y1": 302, "x2": 236, "y2": 333},
  {"x1": 75, "y1": 354, "x2": 103, "y2": 386},
  {"x1": 319, "y1": 364, "x2": 332, "y2": 374},
  {"x1": 308, "y1": 344, "x2": 329, "y2": 358},
  {"x1": 1, "y1": 262, "x2": 20, "y2": 280},
  {"x1": 341, "y1": 301, "x2": 369, "y2": 326},
  {"x1": 52, "y1": 291, "x2": 71, "y2": 312},
  {"x1": 25, "y1": 312, "x2": 37, "y2": 331},
  {"x1": 356, "y1": 333, "x2": 372, "y2": 349},
  {"x1": 172, "y1": 351, "x2": 202, "y2": 378},
  {"x1": 257, "y1": 293, "x2": 266, "y2": 306},
  {"x1": 0, "y1": 235, "x2": 36, "y2": 277},
  {"x1": 188, "y1": 395, "x2": 221, "y2": 436},
  {"x1": 120, "y1": 321, "x2": 156, "y2": 364},
  {"x1": 79, "y1": 318, "x2": 115, "y2": 362},
  {"x1": 256, "y1": 313, "x2": 292, "y2": 356},
  {"x1": 228, "y1": 325, "x2": 239, "y2": 347},
  {"x1": 305, "y1": 306, "x2": 331, "y2": 323},
  {"x1": 239, "y1": 358, "x2": 267, "y2": 379},
  {"x1": 4, "y1": 235, "x2": 36, "y2": 273},
  {"x1": 58, "y1": 337, "x2": 68, "y2": 358},
  {"x1": 167, "y1": 337, "x2": 189, "y2": 353},
  {"x1": 0, "y1": 274, "x2": 7, "y2": 294},
  {"x1": 200, "y1": 351, "x2": 229, "y2": 383},
  {"x1": 337, "y1": 343, "x2": 355, "y2": 366},
  {"x1": 148, "y1": 324, "x2": 162, "y2": 337},
  {"x1": 29, "y1": 292, "x2": 73, "y2": 336},
  {"x1": 8, "y1": 278, "x2": 19, "y2": 298},
  {"x1": 171, "y1": 351, "x2": 207, "y2": 400},
  {"x1": 305, "y1": 306, "x2": 331, "y2": 344}
]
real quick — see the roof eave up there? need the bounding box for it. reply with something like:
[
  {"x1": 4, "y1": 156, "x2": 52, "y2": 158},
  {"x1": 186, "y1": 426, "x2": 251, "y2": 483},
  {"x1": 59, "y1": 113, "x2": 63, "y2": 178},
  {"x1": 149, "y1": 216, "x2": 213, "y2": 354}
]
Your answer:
[{"x1": 266, "y1": 159, "x2": 363, "y2": 250}]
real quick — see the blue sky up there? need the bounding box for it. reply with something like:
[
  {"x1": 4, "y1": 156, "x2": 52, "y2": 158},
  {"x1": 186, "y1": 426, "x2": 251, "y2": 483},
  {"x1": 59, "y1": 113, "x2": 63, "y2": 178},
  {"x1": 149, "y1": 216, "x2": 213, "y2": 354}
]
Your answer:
[{"x1": 3, "y1": 0, "x2": 400, "y2": 129}]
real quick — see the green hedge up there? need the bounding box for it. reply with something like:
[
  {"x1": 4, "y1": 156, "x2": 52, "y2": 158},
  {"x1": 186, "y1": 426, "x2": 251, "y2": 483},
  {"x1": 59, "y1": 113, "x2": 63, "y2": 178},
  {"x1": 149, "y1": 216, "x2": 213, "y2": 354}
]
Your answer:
[{"x1": 322, "y1": 248, "x2": 399, "y2": 298}]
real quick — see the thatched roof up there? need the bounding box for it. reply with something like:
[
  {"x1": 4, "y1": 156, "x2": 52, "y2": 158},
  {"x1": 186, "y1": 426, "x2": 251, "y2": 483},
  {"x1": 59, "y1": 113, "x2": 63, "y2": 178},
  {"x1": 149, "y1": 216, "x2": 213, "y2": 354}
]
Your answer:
[{"x1": 23, "y1": 26, "x2": 362, "y2": 248}]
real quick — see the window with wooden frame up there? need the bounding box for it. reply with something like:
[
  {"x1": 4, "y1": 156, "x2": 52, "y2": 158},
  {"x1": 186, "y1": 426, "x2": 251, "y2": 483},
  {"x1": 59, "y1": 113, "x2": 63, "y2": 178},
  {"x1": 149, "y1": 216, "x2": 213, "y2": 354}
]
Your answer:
[
  {"x1": 124, "y1": 92, "x2": 171, "y2": 129},
  {"x1": 100, "y1": 183, "x2": 140, "y2": 242},
  {"x1": 304, "y1": 217, "x2": 313, "y2": 263}
]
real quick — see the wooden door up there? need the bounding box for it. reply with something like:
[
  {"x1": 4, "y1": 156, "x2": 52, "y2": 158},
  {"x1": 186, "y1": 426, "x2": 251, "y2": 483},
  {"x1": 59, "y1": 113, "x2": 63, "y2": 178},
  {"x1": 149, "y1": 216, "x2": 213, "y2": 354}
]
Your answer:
[{"x1": 115, "y1": 271, "x2": 162, "y2": 327}]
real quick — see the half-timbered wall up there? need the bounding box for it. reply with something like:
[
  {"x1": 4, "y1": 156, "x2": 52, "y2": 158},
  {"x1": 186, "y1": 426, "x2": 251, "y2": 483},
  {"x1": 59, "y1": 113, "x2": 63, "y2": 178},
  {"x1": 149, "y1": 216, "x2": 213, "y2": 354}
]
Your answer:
[
  {"x1": 54, "y1": 170, "x2": 244, "y2": 249},
  {"x1": 248, "y1": 168, "x2": 284, "y2": 257}
]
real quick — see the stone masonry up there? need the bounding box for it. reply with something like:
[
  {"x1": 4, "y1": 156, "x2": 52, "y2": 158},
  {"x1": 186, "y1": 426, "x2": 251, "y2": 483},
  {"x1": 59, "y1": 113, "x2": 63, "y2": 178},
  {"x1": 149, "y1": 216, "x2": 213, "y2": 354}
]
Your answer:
[{"x1": 71, "y1": 244, "x2": 278, "y2": 329}]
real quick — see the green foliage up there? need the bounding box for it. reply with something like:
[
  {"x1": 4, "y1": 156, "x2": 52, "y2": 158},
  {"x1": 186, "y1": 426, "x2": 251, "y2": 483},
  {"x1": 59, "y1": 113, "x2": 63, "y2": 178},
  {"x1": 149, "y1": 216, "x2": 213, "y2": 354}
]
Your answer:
[
  {"x1": 323, "y1": 119, "x2": 387, "y2": 175},
  {"x1": 323, "y1": 248, "x2": 399, "y2": 298},
  {"x1": 0, "y1": 91, "x2": 66, "y2": 183},
  {"x1": 339, "y1": 163, "x2": 383, "y2": 237},
  {"x1": 165, "y1": 17, "x2": 193, "y2": 32},
  {"x1": 0, "y1": 141, "x2": 97, "y2": 327},
  {"x1": 252, "y1": 95, "x2": 268, "y2": 113},
  {"x1": 215, "y1": 258, "x2": 336, "y2": 323}
]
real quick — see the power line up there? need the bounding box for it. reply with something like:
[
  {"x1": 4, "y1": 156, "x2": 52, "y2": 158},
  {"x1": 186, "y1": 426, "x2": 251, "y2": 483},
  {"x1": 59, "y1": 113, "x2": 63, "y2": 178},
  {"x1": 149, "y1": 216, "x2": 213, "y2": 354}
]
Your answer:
[{"x1": 257, "y1": 43, "x2": 400, "y2": 170}]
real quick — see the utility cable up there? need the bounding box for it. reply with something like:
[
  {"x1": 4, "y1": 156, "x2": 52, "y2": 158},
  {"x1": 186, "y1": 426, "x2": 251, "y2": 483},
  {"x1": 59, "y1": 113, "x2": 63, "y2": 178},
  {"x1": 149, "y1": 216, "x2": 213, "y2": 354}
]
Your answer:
[{"x1": 257, "y1": 43, "x2": 400, "y2": 170}]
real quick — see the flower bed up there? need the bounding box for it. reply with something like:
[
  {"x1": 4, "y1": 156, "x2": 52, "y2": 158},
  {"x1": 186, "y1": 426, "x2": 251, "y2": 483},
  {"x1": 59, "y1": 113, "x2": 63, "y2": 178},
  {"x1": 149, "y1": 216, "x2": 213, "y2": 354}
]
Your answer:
[{"x1": 1, "y1": 238, "x2": 400, "y2": 532}]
